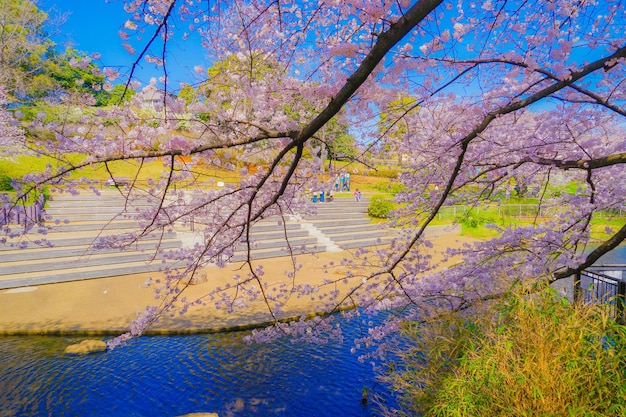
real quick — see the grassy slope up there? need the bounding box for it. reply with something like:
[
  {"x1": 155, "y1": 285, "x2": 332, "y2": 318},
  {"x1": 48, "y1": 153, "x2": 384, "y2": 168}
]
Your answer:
[{"x1": 0, "y1": 153, "x2": 240, "y2": 185}]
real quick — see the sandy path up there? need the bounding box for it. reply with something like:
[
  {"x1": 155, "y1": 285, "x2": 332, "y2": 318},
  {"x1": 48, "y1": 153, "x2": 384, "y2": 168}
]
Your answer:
[{"x1": 0, "y1": 235, "x2": 477, "y2": 335}]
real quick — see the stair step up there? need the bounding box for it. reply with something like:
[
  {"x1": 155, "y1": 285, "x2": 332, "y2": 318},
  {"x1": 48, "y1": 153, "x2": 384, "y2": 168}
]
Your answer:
[
  {"x1": 0, "y1": 231, "x2": 179, "y2": 251},
  {"x1": 308, "y1": 218, "x2": 372, "y2": 228},
  {"x1": 0, "y1": 260, "x2": 176, "y2": 289},
  {"x1": 317, "y1": 224, "x2": 383, "y2": 235},
  {"x1": 0, "y1": 250, "x2": 174, "y2": 276},
  {"x1": 0, "y1": 192, "x2": 393, "y2": 289},
  {"x1": 0, "y1": 240, "x2": 181, "y2": 262},
  {"x1": 231, "y1": 245, "x2": 327, "y2": 262},
  {"x1": 338, "y1": 237, "x2": 393, "y2": 250},
  {"x1": 326, "y1": 230, "x2": 390, "y2": 243},
  {"x1": 235, "y1": 236, "x2": 320, "y2": 251}
]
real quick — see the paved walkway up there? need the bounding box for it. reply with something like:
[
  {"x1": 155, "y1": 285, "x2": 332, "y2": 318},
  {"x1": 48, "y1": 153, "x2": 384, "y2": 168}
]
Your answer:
[{"x1": 0, "y1": 235, "x2": 477, "y2": 335}]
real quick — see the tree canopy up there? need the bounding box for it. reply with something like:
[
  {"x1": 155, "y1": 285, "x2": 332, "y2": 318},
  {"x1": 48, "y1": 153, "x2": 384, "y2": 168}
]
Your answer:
[
  {"x1": 0, "y1": 0, "x2": 118, "y2": 108},
  {"x1": 2, "y1": 0, "x2": 626, "y2": 357},
  {"x1": 0, "y1": 0, "x2": 51, "y2": 101}
]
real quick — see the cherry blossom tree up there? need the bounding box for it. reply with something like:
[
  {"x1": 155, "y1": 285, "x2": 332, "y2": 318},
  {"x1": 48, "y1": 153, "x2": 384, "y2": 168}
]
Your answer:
[{"x1": 2, "y1": 0, "x2": 626, "y2": 348}]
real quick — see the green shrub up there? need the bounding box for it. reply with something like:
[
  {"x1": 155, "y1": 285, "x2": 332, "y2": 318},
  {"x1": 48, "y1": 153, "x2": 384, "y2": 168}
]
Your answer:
[
  {"x1": 0, "y1": 175, "x2": 13, "y2": 191},
  {"x1": 387, "y1": 286, "x2": 626, "y2": 416},
  {"x1": 456, "y1": 210, "x2": 493, "y2": 228},
  {"x1": 368, "y1": 194, "x2": 396, "y2": 218},
  {"x1": 14, "y1": 103, "x2": 86, "y2": 123}
]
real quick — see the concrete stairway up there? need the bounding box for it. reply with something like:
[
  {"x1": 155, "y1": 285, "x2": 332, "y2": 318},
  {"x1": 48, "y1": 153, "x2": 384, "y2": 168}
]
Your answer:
[
  {"x1": 0, "y1": 192, "x2": 390, "y2": 289},
  {"x1": 176, "y1": 218, "x2": 328, "y2": 263},
  {"x1": 302, "y1": 197, "x2": 392, "y2": 250},
  {"x1": 0, "y1": 192, "x2": 183, "y2": 289}
]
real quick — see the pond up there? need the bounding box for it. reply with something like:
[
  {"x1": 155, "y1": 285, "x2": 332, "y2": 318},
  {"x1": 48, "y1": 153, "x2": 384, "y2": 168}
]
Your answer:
[{"x1": 0, "y1": 324, "x2": 396, "y2": 417}]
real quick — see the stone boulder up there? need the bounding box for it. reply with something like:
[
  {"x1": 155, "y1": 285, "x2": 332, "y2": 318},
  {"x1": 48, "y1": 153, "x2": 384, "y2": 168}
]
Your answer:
[{"x1": 65, "y1": 339, "x2": 108, "y2": 355}]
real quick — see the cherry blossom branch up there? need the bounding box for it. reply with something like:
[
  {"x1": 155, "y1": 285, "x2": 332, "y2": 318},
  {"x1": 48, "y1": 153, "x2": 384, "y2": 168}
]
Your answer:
[
  {"x1": 125, "y1": 1, "x2": 176, "y2": 86},
  {"x1": 297, "y1": 43, "x2": 626, "y2": 322},
  {"x1": 296, "y1": 0, "x2": 444, "y2": 141},
  {"x1": 387, "y1": 46, "x2": 626, "y2": 268},
  {"x1": 526, "y1": 152, "x2": 626, "y2": 170},
  {"x1": 429, "y1": 55, "x2": 626, "y2": 118},
  {"x1": 553, "y1": 222, "x2": 626, "y2": 280}
]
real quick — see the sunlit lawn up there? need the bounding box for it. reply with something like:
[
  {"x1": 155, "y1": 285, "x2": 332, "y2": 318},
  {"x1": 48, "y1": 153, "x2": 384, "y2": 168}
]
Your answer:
[{"x1": 0, "y1": 154, "x2": 240, "y2": 185}]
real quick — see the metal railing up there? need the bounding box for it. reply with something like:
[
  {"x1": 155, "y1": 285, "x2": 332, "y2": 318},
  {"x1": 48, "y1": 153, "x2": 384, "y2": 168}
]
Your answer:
[
  {"x1": 436, "y1": 204, "x2": 625, "y2": 221},
  {"x1": 575, "y1": 266, "x2": 626, "y2": 323},
  {"x1": 436, "y1": 204, "x2": 555, "y2": 220},
  {"x1": 1, "y1": 194, "x2": 46, "y2": 226}
]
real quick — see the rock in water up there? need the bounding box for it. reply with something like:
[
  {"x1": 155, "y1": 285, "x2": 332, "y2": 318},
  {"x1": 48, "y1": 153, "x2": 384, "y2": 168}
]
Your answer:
[{"x1": 64, "y1": 339, "x2": 107, "y2": 355}]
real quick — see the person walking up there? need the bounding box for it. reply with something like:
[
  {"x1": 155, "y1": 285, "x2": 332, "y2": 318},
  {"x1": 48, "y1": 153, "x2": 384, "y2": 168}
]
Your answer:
[{"x1": 353, "y1": 188, "x2": 362, "y2": 202}]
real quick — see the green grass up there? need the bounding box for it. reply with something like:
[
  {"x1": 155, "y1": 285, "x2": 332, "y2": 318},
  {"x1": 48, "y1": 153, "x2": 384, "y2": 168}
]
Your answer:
[
  {"x1": 456, "y1": 212, "x2": 625, "y2": 241},
  {"x1": 0, "y1": 153, "x2": 141, "y2": 180},
  {"x1": 563, "y1": 180, "x2": 585, "y2": 196},
  {"x1": 0, "y1": 153, "x2": 240, "y2": 185},
  {"x1": 459, "y1": 224, "x2": 501, "y2": 239},
  {"x1": 590, "y1": 217, "x2": 626, "y2": 241}
]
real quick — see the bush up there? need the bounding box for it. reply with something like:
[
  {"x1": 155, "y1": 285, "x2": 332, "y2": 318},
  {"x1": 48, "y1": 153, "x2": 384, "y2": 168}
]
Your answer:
[
  {"x1": 456, "y1": 210, "x2": 493, "y2": 228},
  {"x1": 368, "y1": 194, "x2": 396, "y2": 218},
  {"x1": 0, "y1": 175, "x2": 13, "y2": 191},
  {"x1": 386, "y1": 287, "x2": 626, "y2": 416}
]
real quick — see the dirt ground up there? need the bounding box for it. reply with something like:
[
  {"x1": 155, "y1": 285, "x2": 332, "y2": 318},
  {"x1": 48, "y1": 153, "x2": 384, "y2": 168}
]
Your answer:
[{"x1": 0, "y1": 235, "x2": 477, "y2": 336}]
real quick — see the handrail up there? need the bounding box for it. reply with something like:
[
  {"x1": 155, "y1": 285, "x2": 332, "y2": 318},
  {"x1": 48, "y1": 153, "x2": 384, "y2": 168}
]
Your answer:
[
  {"x1": 576, "y1": 265, "x2": 626, "y2": 323},
  {"x1": 1, "y1": 194, "x2": 45, "y2": 226}
]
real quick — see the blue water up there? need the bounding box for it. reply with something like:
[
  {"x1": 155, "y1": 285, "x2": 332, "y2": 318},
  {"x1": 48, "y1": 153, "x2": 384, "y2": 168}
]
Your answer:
[
  {"x1": 0, "y1": 326, "x2": 394, "y2": 417},
  {"x1": 595, "y1": 244, "x2": 626, "y2": 264}
]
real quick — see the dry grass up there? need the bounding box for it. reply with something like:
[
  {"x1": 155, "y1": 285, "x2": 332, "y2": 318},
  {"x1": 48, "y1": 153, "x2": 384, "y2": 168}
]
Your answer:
[{"x1": 388, "y1": 287, "x2": 626, "y2": 417}]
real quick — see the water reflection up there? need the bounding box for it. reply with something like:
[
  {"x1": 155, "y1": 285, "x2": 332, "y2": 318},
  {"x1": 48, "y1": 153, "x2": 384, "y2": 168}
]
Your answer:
[{"x1": 0, "y1": 329, "x2": 393, "y2": 416}]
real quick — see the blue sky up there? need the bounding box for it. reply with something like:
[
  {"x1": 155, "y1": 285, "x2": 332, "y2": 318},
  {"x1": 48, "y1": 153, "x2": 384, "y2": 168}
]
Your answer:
[{"x1": 41, "y1": 0, "x2": 203, "y2": 89}]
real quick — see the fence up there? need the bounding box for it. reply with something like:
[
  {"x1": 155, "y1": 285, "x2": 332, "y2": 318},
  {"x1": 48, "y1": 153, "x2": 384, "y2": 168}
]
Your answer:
[
  {"x1": 436, "y1": 204, "x2": 548, "y2": 220},
  {"x1": 0, "y1": 194, "x2": 46, "y2": 226},
  {"x1": 436, "y1": 204, "x2": 625, "y2": 221},
  {"x1": 575, "y1": 266, "x2": 626, "y2": 323}
]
